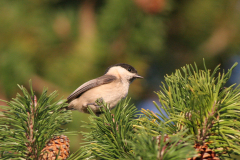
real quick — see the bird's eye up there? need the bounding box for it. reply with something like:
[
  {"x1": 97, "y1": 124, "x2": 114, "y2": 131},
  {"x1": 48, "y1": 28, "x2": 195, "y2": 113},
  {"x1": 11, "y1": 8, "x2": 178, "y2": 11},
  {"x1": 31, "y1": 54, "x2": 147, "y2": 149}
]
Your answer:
[{"x1": 128, "y1": 68, "x2": 132, "y2": 72}]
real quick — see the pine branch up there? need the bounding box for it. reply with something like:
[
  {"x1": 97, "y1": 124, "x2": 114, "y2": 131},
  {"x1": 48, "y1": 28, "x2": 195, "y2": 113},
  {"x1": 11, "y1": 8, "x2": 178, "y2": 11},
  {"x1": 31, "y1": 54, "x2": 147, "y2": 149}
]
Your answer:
[
  {"x1": 0, "y1": 81, "x2": 72, "y2": 159},
  {"x1": 70, "y1": 99, "x2": 196, "y2": 160},
  {"x1": 69, "y1": 60, "x2": 240, "y2": 160},
  {"x1": 69, "y1": 98, "x2": 138, "y2": 160},
  {"x1": 121, "y1": 125, "x2": 196, "y2": 160},
  {"x1": 140, "y1": 60, "x2": 240, "y2": 158}
]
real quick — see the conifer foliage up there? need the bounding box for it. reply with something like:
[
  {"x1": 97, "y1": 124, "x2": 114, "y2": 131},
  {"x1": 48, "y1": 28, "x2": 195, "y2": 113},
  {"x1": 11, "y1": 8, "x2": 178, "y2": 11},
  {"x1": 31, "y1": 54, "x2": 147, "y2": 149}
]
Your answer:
[
  {"x1": 1, "y1": 61, "x2": 240, "y2": 159},
  {"x1": 140, "y1": 61, "x2": 240, "y2": 159},
  {"x1": 0, "y1": 81, "x2": 72, "y2": 159},
  {"x1": 70, "y1": 98, "x2": 139, "y2": 159},
  {"x1": 70, "y1": 61, "x2": 240, "y2": 159},
  {"x1": 68, "y1": 99, "x2": 196, "y2": 160}
]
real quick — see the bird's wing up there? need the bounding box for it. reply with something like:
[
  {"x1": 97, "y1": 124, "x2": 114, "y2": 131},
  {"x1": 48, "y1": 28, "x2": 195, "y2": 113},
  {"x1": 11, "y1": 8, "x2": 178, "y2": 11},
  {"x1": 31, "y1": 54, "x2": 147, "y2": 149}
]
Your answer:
[{"x1": 67, "y1": 74, "x2": 117, "y2": 103}]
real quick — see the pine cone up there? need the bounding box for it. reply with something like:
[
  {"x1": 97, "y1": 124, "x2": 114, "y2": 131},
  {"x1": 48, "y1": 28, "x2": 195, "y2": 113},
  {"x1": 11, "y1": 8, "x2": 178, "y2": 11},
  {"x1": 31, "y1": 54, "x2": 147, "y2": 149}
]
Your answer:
[
  {"x1": 188, "y1": 143, "x2": 220, "y2": 160},
  {"x1": 40, "y1": 135, "x2": 70, "y2": 160}
]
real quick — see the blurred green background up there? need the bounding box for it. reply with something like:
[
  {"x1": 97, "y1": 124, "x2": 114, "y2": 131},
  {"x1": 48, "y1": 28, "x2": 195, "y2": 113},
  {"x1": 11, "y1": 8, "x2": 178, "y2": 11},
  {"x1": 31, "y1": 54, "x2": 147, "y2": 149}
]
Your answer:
[{"x1": 1, "y1": 0, "x2": 240, "y2": 153}]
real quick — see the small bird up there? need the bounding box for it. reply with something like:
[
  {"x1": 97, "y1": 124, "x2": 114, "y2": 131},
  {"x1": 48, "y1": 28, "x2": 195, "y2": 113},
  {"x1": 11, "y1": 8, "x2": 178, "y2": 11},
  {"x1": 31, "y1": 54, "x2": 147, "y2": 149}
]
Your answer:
[{"x1": 67, "y1": 63, "x2": 143, "y2": 116}]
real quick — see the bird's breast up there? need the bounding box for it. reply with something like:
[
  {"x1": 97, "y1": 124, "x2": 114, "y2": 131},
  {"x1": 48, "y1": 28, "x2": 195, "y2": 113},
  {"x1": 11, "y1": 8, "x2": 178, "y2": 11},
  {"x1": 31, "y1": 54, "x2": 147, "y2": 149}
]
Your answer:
[{"x1": 102, "y1": 81, "x2": 129, "y2": 105}]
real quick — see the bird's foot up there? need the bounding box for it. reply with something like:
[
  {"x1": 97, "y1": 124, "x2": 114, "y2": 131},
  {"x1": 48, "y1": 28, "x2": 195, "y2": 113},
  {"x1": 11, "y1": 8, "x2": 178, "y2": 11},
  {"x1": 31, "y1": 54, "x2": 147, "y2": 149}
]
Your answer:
[
  {"x1": 95, "y1": 98, "x2": 104, "y2": 104},
  {"x1": 86, "y1": 102, "x2": 103, "y2": 117}
]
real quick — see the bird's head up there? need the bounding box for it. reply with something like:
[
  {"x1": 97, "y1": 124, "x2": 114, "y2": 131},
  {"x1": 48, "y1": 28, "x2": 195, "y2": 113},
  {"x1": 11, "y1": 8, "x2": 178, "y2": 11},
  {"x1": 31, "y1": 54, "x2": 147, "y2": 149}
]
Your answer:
[{"x1": 105, "y1": 63, "x2": 143, "y2": 83}]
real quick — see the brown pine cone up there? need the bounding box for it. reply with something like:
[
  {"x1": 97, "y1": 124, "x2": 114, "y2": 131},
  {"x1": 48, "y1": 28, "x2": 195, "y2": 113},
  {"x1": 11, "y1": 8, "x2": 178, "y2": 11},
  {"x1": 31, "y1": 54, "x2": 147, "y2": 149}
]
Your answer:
[
  {"x1": 188, "y1": 143, "x2": 220, "y2": 160},
  {"x1": 40, "y1": 135, "x2": 70, "y2": 160}
]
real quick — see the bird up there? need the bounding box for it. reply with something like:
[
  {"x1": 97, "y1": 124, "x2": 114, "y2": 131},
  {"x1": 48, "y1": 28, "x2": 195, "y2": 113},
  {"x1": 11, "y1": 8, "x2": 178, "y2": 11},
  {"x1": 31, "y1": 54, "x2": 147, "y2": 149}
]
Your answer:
[{"x1": 67, "y1": 63, "x2": 143, "y2": 116}]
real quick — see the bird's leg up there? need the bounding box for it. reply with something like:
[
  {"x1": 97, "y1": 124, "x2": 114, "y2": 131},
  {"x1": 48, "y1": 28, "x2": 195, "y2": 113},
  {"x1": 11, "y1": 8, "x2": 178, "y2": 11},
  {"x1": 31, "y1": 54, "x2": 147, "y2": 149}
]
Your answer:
[
  {"x1": 87, "y1": 98, "x2": 104, "y2": 108},
  {"x1": 96, "y1": 98, "x2": 104, "y2": 104},
  {"x1": 87, "y1": 103, "x2": 101, "y2": 117},
  {"x1": 87, "y1": 102, "x2": 98, "y2": 106},
  {"x1": 87, "y1": 103, "x2": 102, "y2": 111}
]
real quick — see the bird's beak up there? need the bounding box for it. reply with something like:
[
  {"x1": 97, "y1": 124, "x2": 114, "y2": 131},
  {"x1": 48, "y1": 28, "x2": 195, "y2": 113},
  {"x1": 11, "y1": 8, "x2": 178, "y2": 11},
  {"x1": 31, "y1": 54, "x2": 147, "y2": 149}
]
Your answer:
[{"x1": 135, "y1": 74, "x2": 144, "y2": 79}]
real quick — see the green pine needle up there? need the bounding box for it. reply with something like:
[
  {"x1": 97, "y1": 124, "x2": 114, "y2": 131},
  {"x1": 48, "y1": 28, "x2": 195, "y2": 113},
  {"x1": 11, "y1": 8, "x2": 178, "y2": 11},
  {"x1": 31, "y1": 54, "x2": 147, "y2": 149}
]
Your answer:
[
  {"x1": 121, "y1": 128, "x2": 196, "y2": 160},
  {"x1": 0, "y1": 81, "x2": 72, "y2": 159},
  {"x1": 140, "y1": 61, "x2": 240, "y2": 158},
  {"x1": 70, "y1": 98, "x2": 138, "y2": 160}
]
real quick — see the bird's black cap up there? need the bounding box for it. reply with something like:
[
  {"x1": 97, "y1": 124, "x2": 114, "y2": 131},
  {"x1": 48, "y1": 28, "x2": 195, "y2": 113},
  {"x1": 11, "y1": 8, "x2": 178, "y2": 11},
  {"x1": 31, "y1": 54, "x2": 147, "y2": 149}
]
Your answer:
[{"x1": 105, "y1": 63, "x2": 138, "y2": 74}]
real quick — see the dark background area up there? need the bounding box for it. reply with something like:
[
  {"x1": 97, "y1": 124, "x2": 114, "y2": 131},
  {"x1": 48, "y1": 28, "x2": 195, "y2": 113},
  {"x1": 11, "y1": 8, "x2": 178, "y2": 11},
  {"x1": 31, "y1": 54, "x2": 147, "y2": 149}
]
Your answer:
[{"x1": 1, "y1": 0, "x2": 240, "y2": 152}]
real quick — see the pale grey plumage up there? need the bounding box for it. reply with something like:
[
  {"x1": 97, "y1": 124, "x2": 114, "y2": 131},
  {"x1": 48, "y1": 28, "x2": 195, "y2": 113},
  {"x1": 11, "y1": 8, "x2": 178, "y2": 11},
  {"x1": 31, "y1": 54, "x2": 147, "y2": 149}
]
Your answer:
[
  {"x1": 67, "y1": 63, "x2": 143, "y2": 115},
  {"x1": 67, "y1": 75, "x2": 116, "y2": 103}
]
